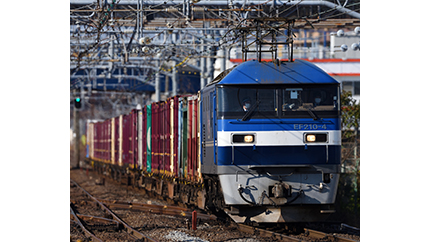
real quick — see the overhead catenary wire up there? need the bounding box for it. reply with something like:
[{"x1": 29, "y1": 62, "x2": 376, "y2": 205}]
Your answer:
[{"x1": 71, "y1": 0, "x2": 360, "y2": 106}]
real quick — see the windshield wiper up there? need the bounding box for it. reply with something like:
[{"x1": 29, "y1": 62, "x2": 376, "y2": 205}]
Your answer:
[
  {"x1": 306, "y1": 108, "x2": 319, "y2": 120},
  {"x1": 241, "y1": 100, "x2": 260, "y2": 121},
  {"x1": 307, "y1": 109, "x2": 319, "y2": 120},
  {"x1": 301, "y1": 103, "x2": 319, "y2": 120}
]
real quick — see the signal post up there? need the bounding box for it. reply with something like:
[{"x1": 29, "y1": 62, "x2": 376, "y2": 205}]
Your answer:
[{"x1": 73, "y1": 97, "x2": 81, "y2": 169}]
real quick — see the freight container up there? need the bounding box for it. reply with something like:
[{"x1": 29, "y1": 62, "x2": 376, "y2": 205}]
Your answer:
[{"x1": 146, "y1": 104, "x2": 152, "y2": 173}]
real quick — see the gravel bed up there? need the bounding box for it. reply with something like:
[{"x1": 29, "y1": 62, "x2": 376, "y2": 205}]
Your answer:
[
  {"x1": 70, "y1": 168, "x2": 359, "y2": 242},
  {"x1": 70, "y1": 169, "x2": 270, "y2": 242}
]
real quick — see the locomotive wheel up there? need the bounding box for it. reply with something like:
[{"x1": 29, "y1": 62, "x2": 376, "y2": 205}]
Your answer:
[{"x1": 204, "y1": 175, "x2": 225, "y2": 212}]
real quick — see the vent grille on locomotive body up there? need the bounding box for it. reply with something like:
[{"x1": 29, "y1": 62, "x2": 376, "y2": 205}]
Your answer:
[
  {"x1": 86, "y1": 59, "x2": 341, "y2": 224},
  {"x1": 200, "y1": 59, "x2": 341, "y2": 223}
]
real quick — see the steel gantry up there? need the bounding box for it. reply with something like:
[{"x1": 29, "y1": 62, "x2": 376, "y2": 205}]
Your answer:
[{"x1": 70, "y1": 0, "x2": 360, "y2": 118}]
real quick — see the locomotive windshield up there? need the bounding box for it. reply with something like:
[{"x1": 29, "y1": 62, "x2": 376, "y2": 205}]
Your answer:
[{"x1": 217, "y1": 84, "x2": 340, "y2": 119}]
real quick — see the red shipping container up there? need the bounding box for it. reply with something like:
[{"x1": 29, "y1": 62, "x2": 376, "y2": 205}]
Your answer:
[
  {"x1": 187, "y1": 95, "x2": 199, "y2": 182},
  {"x1": 115, "y1": 116, "x2": 120, "y2": 165},
  {"x1": 169, "y1": 96, "x2": 180, "y2": 178},
  {"x1": 103, "y1": 119, "x2": 111, "y2": 163},
  {"x1": 141, "y1": 106, "x2": 148, "y2": 172},
  {"x1": 122, "y1": 113, "x2": 132, "y2": 168},
  {"x1": 161, "y1": 101, "x2": 171, "y2": 175},
  {"x1": 131, "y1": 109, "x2": 139, "y2": 170},
  {"x1": 95, "y1": 122, "x2": 102, "y2": 162},
  {"x1": 93, "y1": 122, "x2": 99, "y2": 161},
  {"x1": 151, "y1": 103, "x2": 161, "y2": 174},
  {"x1": 109, "y1": 118, "x2": 115, "y2": 165}
]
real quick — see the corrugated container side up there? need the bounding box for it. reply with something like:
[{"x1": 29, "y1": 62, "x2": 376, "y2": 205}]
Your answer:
[
  {"x1": 87, "y1": 122, "x2": 92, "y2": 159},
  {"x1": 123, "y1": 113, "x2": 132, "y2": 167},
  {"x1": 197, "y1": 93, "x2": 202, "y2": 183},
  {"x1": 170, "y1": 96, "x2": 180, "y2": 178},
  {"x1": 131, "y1": 109, "x2": 138, "y2": 169},
  {"x1": 138, "y1": 109, "x2": 144, "y2": 170},
  {"x1": 93, "y1": 122, "x2": 98, "y2": 160},
  {"x1": 113, "y1": 117, "x2": 119, "y2": 165},
  {"x1": 118, "y1": 115, "x2": 123, "y2": 166},
  {"x1": 98, "y1": 122, "x2": 104, "y2": 162},
  {"x1": 158, "y1": 102, "x2": 165, "y2": 174},
  {"x1": 103, "y1": 120, "x2": 110, "y2": 163},
  {"x1": 177, "y1": 98, "x2": 183, "y2": 178},
  {"x1": 105, "y1": 119, "x2": 112, "y2": 163},
  {"x1": 181, "y1": 98, "x2": 188, "y2": 179},
  {"x1": 100, "y1": 121, "x2": 104, "y2": 162},
  {"x1": 162, "y1": 101, "x2": 171, "y2": 175},
  {"x1": 192, "y1": 95, "x2": 199, "y2": 182},
  {"x1": 187, "y1": 97, "x2": 193, "y2": 180},
  {"x1": 187, "y1": 95, "x2": 199, "y2": 182},
  {"x1": 111, "y1": 118, "x2": 115, "y2": 165},
  {"x1": 146, "y1": 104, "x2": 152, "y2": 173},
  {"x1": 152, "y1": 103, "x2": 160, "y2": 174}
]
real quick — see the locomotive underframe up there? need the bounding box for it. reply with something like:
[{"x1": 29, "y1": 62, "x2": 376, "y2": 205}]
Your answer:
[
  {"x1": 217, "y1": 165, "x2": 339, "y2": 204},
  {"x1": 225, "y1": 204, "x2": 336, "y2": 223},
  {"x1": 87, "y1": 158, "x2": 338, "y2": 223},
  {"x1": 217, "y1": 164, "x2": 339, "y2": 223}
]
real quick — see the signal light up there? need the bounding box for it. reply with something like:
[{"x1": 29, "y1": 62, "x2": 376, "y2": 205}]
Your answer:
[{"x1": 74, "y1": 97, "x2": 82, "y2": 109}]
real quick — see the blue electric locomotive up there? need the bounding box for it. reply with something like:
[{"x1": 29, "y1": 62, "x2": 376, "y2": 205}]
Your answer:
[{"x1": 200, "y1": 59, "x2": 341, "y2": 223}]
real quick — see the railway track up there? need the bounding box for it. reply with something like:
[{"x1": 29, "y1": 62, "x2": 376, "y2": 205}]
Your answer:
[
  {"x1": 70, "y1": 168, "x2": 359, "y2": 242},
  {"x1": 71, "y1": 179, "x2": 158, "y2": 242},
  {"x1": 71, "y1": 178, "x2": 301, "y2": 242},
  {"x1": 234, "y1": 224, "x2": 359, "y2": 242},
  {"x1": 70, "y1": 205, "x2": 104, "y2": 242},
  {"x1": 99, "y1": 199, "x2": 218, "y2": 222},
  {"x1": 236, "y1": 224, "x2": 303, "y2": 242},
  {"x1": 304, "y1": 228, "x2": 359, "y2": 242}
]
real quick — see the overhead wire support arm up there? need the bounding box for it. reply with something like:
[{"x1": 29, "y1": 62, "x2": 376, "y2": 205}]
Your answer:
[
  {"x1": 70, "y1": 0, "x2": 360, "y2": 110},
  {"x1": 236, "y1": 17, "x2": 296, "y2": 62}
]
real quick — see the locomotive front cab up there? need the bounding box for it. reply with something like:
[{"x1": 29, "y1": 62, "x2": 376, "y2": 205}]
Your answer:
[
  {"x1": 215, "y1": 84, "x2": 342, "y2": 223},
  {"x1": 204, "y1": 60, "x2": 342, "y2": 223},
  {"x1": 217, "y1": 84, "x2": 340, "y2": 121},
  {"x1": 216, "y1": 83, "x2": 341, "y2": 166}
]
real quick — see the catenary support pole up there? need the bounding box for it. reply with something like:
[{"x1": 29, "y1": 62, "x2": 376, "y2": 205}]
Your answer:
[
  {"x1": 73, "y1": 107, "x2": 80, "y2": 169},
  {"x1": 172, "y1": 63, "x2": 178, "y2": 96},
  {"x1": 200, "y1": 43, "x2": 206, "y2": 89}
]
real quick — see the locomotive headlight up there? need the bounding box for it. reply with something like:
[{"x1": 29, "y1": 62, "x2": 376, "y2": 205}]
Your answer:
[
  {"x1": 304, "y1": 133, "x2": 328, "y2": 143},
  {"x1": 244, "y1": 135, "x2": 254, "y2": 143},
  {"x1": 232, "y1": 134, "x2": 255, "y2": 143},
  {"x1": 306, "y1": 134, "x2": 316, "y2": 142}
]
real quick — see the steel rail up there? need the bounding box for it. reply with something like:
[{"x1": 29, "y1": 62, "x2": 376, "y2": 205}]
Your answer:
[
  {"x1": 70, "y1": 179, "x2": 159, "y2": 242},
  {"x1": 304, "y1": 228, "x2": 359, "y2": 242},
  {"x1": 100, "y1": 199, "x2": 218, "y2": 221},
  {"x1": 70, "y1": 212, "x2": 121, "y2": 229},
  {"x1": 70, "y1": 205, "x2": 104, "y2": 242},
  {"x1": 237, "y1": 224, "x2": 304, "y2": 242}
]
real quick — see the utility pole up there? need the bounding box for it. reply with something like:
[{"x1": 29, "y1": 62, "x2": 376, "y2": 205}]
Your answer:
[
  {"x1": 200, "y1": 43, "x2": 206, "y2": 89},
  {"x1": 172, "y1": 62, "x2": 178, "y2": 96},
  {"x1": 155, "y1": 60, "x2": 161, "y2": 102}
]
